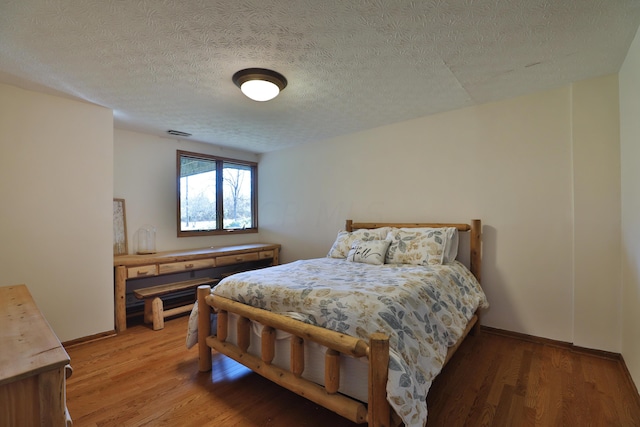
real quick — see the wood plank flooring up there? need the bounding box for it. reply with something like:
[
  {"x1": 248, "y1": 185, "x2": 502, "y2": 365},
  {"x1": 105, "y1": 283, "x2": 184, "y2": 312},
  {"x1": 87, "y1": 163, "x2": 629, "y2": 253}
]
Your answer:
[{"x1": 65, "y1": 316, "x2": 640, "y2": 426}]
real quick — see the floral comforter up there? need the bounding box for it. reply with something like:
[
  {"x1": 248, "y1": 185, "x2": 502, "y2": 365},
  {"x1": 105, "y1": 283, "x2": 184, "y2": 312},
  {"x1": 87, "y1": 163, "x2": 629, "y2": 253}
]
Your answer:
[{"x1": 187, "y1": 257, "x2": 488, "y2": 427}]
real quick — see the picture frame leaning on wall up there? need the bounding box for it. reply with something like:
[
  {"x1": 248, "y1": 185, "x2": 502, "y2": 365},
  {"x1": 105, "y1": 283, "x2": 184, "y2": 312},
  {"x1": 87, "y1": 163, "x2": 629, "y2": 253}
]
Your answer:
[{"x1": 113, "y1": 198, "x2": 128, "y2": 256}]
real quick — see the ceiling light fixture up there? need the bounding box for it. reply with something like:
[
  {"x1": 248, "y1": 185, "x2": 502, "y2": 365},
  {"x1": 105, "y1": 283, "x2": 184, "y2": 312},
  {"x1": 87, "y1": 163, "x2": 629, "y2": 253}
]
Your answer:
[{"x1": 232, "y1": 68, "x2": 287, "y2": 102}]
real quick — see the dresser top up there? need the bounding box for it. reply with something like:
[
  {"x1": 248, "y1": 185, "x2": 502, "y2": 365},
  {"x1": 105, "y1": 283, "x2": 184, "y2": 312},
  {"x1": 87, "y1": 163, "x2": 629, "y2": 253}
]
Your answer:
[{"x1": 0, "y1": 284, "x2": 70, "y2": 385}]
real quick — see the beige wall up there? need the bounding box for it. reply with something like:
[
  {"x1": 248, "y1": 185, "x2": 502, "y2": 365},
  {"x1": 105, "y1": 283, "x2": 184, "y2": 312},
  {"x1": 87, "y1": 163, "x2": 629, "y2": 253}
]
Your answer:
[
  {"x1": 0, "y1": 83, "x2": 114, "y2": 342},
  {"x1": 259, "y1": 77, "x2": 621, "y2": 350},
  {"x1": 114, "y1": 129, "x2": 260, "y2": 253},
  {"x1": 620, "y1": 27, "x2": 640, "y2": 389},
  {"x1": 571, "y1": 75, "x2": 621, "y2": 351}
]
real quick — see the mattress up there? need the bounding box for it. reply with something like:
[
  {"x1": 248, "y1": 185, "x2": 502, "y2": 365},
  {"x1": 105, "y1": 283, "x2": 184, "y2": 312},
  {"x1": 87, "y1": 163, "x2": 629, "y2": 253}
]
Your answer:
[{"x1": 222, "y1": 311, "x2": 370, "y2": 402}]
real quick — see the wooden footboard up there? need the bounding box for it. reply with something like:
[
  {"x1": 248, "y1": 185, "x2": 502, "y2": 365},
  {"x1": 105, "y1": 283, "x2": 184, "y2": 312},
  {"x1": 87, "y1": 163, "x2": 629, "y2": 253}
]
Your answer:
[
  {"x1": 197, "y1": 285, "x2": 394, "y2": 426},
  {"x1": 198, "y1": 286, "x2": 479, "y2": 427}
]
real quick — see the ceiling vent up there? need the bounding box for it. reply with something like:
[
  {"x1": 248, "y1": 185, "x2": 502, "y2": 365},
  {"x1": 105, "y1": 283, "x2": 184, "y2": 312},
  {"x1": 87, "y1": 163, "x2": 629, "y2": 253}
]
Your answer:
[{"x1": 167, "y1": 130, "x2": 192, "y2": 137}]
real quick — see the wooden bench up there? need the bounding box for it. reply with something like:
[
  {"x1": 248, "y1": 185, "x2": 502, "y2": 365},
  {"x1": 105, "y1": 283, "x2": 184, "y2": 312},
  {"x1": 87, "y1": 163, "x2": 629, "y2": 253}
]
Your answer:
[{"x1": 134, "y1": 278, "x2": 219, "y2": 330}]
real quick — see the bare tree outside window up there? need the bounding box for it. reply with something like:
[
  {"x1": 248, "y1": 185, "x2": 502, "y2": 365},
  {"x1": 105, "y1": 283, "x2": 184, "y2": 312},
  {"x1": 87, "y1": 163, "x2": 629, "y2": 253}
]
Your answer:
[{"x1": 223, "y1": 164, "x2": 252, "y2": 229}]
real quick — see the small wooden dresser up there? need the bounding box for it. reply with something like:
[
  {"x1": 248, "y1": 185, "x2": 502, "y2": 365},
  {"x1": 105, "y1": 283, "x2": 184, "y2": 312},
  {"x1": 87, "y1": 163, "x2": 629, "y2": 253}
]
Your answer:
[{"x1": 0, "y1": 284, "x2": 72, "y2": 426}]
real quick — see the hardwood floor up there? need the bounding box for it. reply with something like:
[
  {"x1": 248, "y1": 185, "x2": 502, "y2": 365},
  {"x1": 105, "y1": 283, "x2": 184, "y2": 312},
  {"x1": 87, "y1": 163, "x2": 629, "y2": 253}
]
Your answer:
[
  {"x1": 427, "y1": 329, "x2": 640, "y2": 426},
  {"x1": 65, "y1": 315, "x2": 640, "y2": 426}
]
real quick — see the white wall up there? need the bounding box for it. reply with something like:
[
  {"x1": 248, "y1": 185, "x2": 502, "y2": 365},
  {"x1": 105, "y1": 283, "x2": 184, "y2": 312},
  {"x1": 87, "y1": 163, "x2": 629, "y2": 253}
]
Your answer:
[
  {"x1": 0, "y1": 83, "x2": 114, "y2": 342},
  {"x1": 114, "y1": 129, "x2": 261, "y2": 253},
  {"x1": 571, "y1": 75, "x2": 621, "y2": 352},
  {"x1": 259, "y1": 78, "x2": 621, "y2": 350},
  {"x1": 620, "y1": 27, "x2": 640, "y2": 389}
]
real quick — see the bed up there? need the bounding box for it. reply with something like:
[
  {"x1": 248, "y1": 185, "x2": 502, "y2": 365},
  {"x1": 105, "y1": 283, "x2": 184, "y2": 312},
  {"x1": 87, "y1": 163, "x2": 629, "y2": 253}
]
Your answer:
[{"x1": 187, "y1": 220, "x2": 488, "y2": 427}]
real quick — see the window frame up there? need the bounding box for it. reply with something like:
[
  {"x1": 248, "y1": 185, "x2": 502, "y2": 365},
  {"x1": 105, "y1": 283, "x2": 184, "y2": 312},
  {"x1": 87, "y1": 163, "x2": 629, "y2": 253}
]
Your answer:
[{"x1": 176, "y1": 150, "x2": 258, "y2": 237}]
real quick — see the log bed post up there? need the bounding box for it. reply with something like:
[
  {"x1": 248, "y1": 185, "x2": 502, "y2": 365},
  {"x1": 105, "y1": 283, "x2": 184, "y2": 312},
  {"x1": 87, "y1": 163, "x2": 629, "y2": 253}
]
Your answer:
[
  {"x1": 368, "y1": 333, "x2": 391, "y2": 427},
  {"x1": 197, "y1": 285, "x2": 212, "y2": 372},
  {"x1": 470, "y1": 219, "x2": 481, "y2": 284},
  {"x1": 217, "y1": 309, "x2": 228, "y2": 341},
  {"x1": 325, "y1": 349, "x2": 340, "y2": 394},
  {"x1": 470, "y1": 219, "x2": 482, "y2": 335},
  {"x1": 261, "y1": 326, "x2": 276, "y2": 364},
  {"x1": 237, "y1": 316, "x2": 251, "y2": 352},
  {"x1": 291, "y1": 336, "x2": 305, "y2": 378}
]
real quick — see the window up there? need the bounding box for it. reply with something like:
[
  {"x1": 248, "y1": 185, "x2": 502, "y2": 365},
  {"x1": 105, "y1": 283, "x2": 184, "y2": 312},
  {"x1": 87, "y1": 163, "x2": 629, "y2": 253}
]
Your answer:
[{"x1": 177, "y1": 150, "x2": 257, "y2": 236}]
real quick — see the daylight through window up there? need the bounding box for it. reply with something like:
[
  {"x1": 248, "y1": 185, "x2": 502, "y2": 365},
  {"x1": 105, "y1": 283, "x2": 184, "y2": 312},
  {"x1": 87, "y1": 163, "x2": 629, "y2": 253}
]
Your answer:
[{"x1": 177, "y1": 150, "x2": 257, "y2": 236}]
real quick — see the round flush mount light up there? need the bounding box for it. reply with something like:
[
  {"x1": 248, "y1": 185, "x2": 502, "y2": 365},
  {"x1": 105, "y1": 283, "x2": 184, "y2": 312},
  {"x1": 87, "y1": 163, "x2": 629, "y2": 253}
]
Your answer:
[{"x1": 232, "y1": 68, "x2": 287, "y2": 102}]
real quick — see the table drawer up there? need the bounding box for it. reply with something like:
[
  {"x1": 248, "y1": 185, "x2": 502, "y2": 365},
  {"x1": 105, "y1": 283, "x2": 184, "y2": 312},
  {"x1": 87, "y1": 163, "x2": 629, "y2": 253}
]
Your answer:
[
  {"x1": 128, "y1": 265, "x2": 158, "y2": 278},
  {"x1": 259, "y1": 250, "x2": 275, "y2": 260},
  {"x1": 158, "y1": 258, "x2": 215, "y2": 275},
  {"x1": 216, "y1": 252, "x2": 259, "y2": 266}
]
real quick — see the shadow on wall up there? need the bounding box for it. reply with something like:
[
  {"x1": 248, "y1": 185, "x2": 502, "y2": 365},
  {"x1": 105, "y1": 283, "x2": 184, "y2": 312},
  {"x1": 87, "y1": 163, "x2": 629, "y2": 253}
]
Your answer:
[
  {"x1": 480, "y1": 225, "x2": 525, "y2": 333},
  {"x1": 621, "y1": 247, "x2": 640, "y2": 388}
]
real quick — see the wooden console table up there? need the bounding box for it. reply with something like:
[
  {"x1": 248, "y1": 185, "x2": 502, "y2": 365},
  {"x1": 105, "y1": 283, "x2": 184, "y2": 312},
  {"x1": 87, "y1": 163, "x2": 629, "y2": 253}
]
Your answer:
[
  {"x1": 113, "y1": 243, "x2": 280, "y2": 332},
  {"x1": 0, "y1": 284, "x2": 72, "y2": 426}
]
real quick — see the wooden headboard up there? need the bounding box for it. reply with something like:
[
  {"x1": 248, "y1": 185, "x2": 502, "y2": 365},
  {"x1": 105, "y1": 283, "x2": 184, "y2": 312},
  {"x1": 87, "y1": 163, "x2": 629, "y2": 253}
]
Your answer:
[{"x1": 345, "y1": 219, "x2": 482, "y2": 284}]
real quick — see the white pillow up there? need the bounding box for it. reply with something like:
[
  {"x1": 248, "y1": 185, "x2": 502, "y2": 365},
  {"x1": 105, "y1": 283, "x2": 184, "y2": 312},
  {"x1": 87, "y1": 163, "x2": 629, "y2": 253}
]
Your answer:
[
  {"x1": 327, "y1": 227, "x2": 391, "y2": 259},
  {"x1": 443, "y1": 227, "x2": 459, "y2": 264},
  {"x1": 346, "y1": 239, "x2": 391, "y2": 265},
  {"x1": 385, "y1": 227, "x2": 454, "y2": 266}
]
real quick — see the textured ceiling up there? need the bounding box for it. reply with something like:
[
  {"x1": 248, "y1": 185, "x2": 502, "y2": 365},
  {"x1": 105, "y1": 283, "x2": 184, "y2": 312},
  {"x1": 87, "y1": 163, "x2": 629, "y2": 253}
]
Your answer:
[{"x1": 1, "y1": 0, "x2": 639, "y2": 153}]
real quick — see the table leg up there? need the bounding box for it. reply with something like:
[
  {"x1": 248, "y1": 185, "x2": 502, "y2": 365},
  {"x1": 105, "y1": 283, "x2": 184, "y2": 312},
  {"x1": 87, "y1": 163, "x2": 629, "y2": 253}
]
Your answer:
[{"x1": 115, "y1": 266, "x2": 127, "y2": 332}]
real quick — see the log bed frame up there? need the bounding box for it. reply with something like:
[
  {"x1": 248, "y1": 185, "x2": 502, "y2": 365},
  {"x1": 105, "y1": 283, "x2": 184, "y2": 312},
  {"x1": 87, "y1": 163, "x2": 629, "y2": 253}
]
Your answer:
[{"x1": 196, "y1": 219, "x2": 482, "y2": 427}]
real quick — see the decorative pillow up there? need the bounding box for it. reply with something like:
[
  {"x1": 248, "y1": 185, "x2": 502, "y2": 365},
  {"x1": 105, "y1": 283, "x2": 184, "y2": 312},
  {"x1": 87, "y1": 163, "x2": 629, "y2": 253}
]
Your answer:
[
  {"x1": 327, "y1": 227, "x2": 391, "y2": 259},
  {"x1": 443, "y1": 227, "x2": 459, "y2": 264},
  {"x1": 385, "y1": 227, "x2": 453, "y2": 266},
  {"x1": 346, "y1": 239, "x2": 391, "y2": 265}
]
